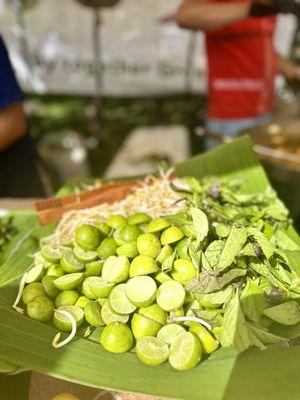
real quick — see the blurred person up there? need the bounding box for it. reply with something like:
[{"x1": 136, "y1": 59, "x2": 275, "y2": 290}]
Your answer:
[
  {"x1": 0, "y1": 35, "x2": 46, "y2": 197},
  {"x1": 175, "y1": 0, "x2": 300, "y2": 146}
]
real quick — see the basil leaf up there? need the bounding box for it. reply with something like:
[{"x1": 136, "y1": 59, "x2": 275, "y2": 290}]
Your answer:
[
  {"x1": 239, "y1": 243, "x2": 257, "y2": 257},
  {"x1": 250, "y1": 259, "x2": 288, "y2": 293},
  {"x1": 202, "y1": 240, "x2": 224, "y2": 270},
  {"x1": 188, "y1": 242, "x2": 201, "y2": 273},
  {"x1": 247, "y1": 323, "x2": 285, "y2": 348},
  {"x1": 216, "y1": 225, "x2": 248, "y2": 271},
  {"x1": 240, "y1": 279, "x2": 265, "y2": 324},
  {"x1": 263, "y1": 301, "x2": 300, "y2": 326},
  {"x1": 197, "y1": 286, "x2": 234, "y2": 306},
  {"x1": 284, "y1": 250, "x2": 300, "y2": 279},
  {"x1": 272, "y1": 231, "x2": 300, "y2": 251},
  {"x1": 248, "y1": 227, "x2": 274, "y2": 259},
  {"x1": 190, "y1": 207, "x2": 209, "y2": 246},
  {"x1": 164, "y1": 213, "x2": 189, "y2": 225}
]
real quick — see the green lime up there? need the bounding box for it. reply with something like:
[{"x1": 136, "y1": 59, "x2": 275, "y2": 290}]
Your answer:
[
  {"x1": 46, "y1": 265, "x2": 64, "y2": 278},
  {"x1": 113, "y1": 230, "x2": 126, "y2": 246},
  {"x1": 182, "y1": 224, "x2": 197, "y2": 239},
  {"x1": 27, "y1": 296, "x2": 54, "y2": 323},
  {"x1": 137, "y1": 234, "x2": 161, "y2": 259},
  {"x1": 61, "y1": 250, "x2": 85, "y2": 273},
  {"x1": 95, "y1": 222, "x2": 111, "y2": 236},
  {"x1": 109, "y1": 284, "x2": 137, "y2": 315},
  {"x1": 128, "y1": 213, "x2": 151, "y2": 225},
  {"x1": 84, "y1": 260, "x2": 104, "y2": 276},
  {"x1": 97, "y1": 297, "x2": 107, "y2": 306},
  {"x1": 156, "y1": 244, "x2": 173, "y2": 265},
  {"x1": 107, "y1": 215, "x2": 127, "y2": 230},
  {"x1": 119, "y1": 225, "x2": 142, "y2": 243},
  {"x1": 189, "y1": 322, "x2": 219, "y2": 354},
  {"x1": 97, "y1": 238, "x2": 118, "y2": 259},
  {"x1": 53, "y1": 273, "x2": 83, "y2": 291},
  {"x1": 102, "y1": 255, "x2": 130, "y2": 283},
  {"x1": 169, "y1": 332, "x2": 202, "y2": 371},
  {"x1": 184, "y1": 291, "x2": 195, "y2": 305},
  {"x1": 42, "y1": 275, "x2": 60, "y2": 299},
  {"x1": 168, "y1": 307, "x2": 185, "y2": 320},
  {"x1": 157, "y1": 324, "x2": 186, "y2": 346},
  {"x1": 171, "y1": 259, "x2": 197, "y2": 286},
  {"x1": 34, "y1": 253, "x2": 52, "y2": 268},
  {"x1": 139, "y1": 303, "x2": 167, "y2": 325},
  {"x1": 75, "y1": 295, "x2": 89, "y2": 309},
  {"x1": 82, "y1": 276, "x2": 115, "y2": 299},
  {"x1": 41, "y1": 245, "x2": 63, "y2": 263},
  {"x1": 55, "y1": 290, "x2": 79, "y2": 307},
  {"x1": 147, "y1": 218, "x2": 171, "y2": 233},
  {"x1": 100, "y1": 300, "x2": 129, "y2": 325},
  {"x1": 161, "y1": 226, "x2": 184, "y2": 245},
  {"x1": 136, "y1": 336, "x2": 169, "y2": 366},
  {"x1": 53, "y1": 305, "x2": 84, "y2": 332},
  {"x1": 176, "y1": 238, "x2": 191, "y2": 261},
  {"x1": 25, "y1": 264, "x2": 44, "y2": 284},
  {"x1": 100, "y1": 322, "x2": 133, "y2": 353},
  {"x1": 73, "y1": 246, "x2": 98, "y2": 263},
  {"x1": 116, "y1": 242, "x2": 139, "y2": 258},
  {"x1": 126, "y1": 276, "x2": 157, "y2": 307},
  {"x1": 22, "y1": 282, "x2": 45, "y2": 305},
  {"x1": 129, "y1": 255, "x2": 159, "y2": 277},
  {"x1": 139, "y1": 223, "x2": 150, "y2": 232},
  {"x1": 131, "y1": 313, "x2": 161, "y2": 339},
  {"x1": 154, "y1": 271, "x2": 172, "y2": 284},
  {"x1": 156, "y1": 280, "x2": 185, "y2": 311},
  {"x1": 75, "y1": 224, "x2": 101, "y2": 251},
  {"x1": 84, "y1": 300, "x2": 105, "y2": 327}
]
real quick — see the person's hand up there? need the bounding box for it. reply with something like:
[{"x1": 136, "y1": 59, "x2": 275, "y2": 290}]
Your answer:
[{"x1": 249, "y1": 0, "x2": 299, "y2": 17}]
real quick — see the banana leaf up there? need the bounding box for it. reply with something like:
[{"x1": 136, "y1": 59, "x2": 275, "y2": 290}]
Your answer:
[{"x1": 1, "y1": 136, "x2": 300, "y2": 400}]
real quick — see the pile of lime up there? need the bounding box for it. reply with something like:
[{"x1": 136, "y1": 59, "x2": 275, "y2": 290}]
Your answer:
[{"x1": 18, "y1": 213, "x2": 218, "y2": 371}]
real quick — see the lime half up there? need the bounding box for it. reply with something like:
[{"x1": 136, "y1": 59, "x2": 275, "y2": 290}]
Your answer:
[
  {"x1": 136, "y1": 336, "x2": 169, "y2": 366},
  {"x1": 157, "y1": 324, "x2": 186, "y2": 346},
  {"x1": 73, "y1": 246, "x2": 98, "y2": 263},
  {"x1": 25, "y1": 264, "x2": 44, "y2": 284},
  {"x1": 128, "y1": 213, "x2": 151, "y2": 225},
  {"x1": 129, "y1": 255, "x2": 159, "y2": 277},
  {"x1": 61, "y1": 250, "x2": 85, "y2": 274},
  {"x1": 109, "y1": 284, "x2": 137, "y2": 315},
  {"x1": 54, "y1": 273, "x2": 83, "y2": 291},
  {"x1": 147, "y1": 218, "x2": 171, "y2": 233},
  {"x1": 82, "y1": 276, "x2": 115, "y2": 299},
  {"x1": 139, "y1": 303, "x2": 167, "y2": 325},
  {"x1": 100, "y1": 322, "x2": 133, "y2": 353},
  {"x1": 189, "y1": 322, "x2": 219, "y2": 354},
  {"x1": 169, "y1": 332, "x2": 201, "y2": 371},
  {"x1": 41, "y1": 245, "x2": 62, "y2": 264},
  {"x1": 53, "y1": 305, "x2": 84, "y2": 332},
  {"x1": 100, "y1": 300, "x2": 129, "y2": 325},
  {"x1": 126, "y1": 276, "x2": 157, "y2": 307},
  {"x1": 84, "y1": 300, "x2": 105, "y2": 327},
  {"x1": 102, "y1": 255, "x2": 130, "y2": 283},
  {"x1": 156, "y1": 280, "x2": 185, "y2": 311},
  {"x1": 131, "y1": 313, "x2": 161, "y2": 339},
  {"x1": 161, "y1": 226, "x2": 184, "y2": 245}
]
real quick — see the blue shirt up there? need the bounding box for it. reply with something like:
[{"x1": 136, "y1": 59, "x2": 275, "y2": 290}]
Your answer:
[{"x1": 0, "y1": 36, "x2": 23, "y2": 110}]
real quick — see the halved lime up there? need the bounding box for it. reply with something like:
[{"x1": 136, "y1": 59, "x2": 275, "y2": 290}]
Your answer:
[
  {"x1": 161, "y1": 226, "x2": 184, "y2": 245},
  {"x1": 157, "y1": 324, "x2": 186, "y2": 346},
  {"x1": 129, "y1": 255, "x2": 159, "y2": 277},
  {"x1": 171, "y1": 259, "x2": 197, "y2": 286},
  {"x1": 147, "y1": 218, "x2": 171, "y2": 233},
  {"x1": 22, "y1": 282, "x2": 45, "y2": 305},
  {"x1": 25, "y1": 264, "x2": 44, "y2": 283},
  {"x1": 109, "y1": 284, "x2": 137, "y2": 315},
  {"x1": 95, "y1": 222, "x2": 111, "y2": 236},
  {"x1": 139, "y1": 303, "x2": 167, "y2": 325},
  {"x1": 126, "y1": 276, "x2": 157, "y2": 307},
  {"x1": 113, "y1": 230, "x2": 126, "y2": 246},
  {"x1": 189, "y1": 322, "x2": 219, "y2": 354},
  {"x1": 156, "y1": 280, "x2": 185, "y2": 311},
  {"x1": 97, "y1": 237, "x2": 118, "y2": 259},
  {"x1": 100, "y1": 322, "x2": 133, "y2": 353},
  {"x1": 55, "y1": 290, "x2": 79, "y2": 307},
  {"x1": 34, "y1": 253, "x2": 52, "y2": 268},
  {"x1": 101, "y1": 300, "x2": 129, "y2": 325},
  {"x1": 102, "y1": 255, "x2": 130, "y2": 283},
  {"x1": 75, "y1": 224, "x2": 101, "y2": 251},
  {"x1": 116, "y1": 242, "x2": 139, "y2": 258},
  {"x1": 27, "y1": 296, "x2": 54, "y2": 323},
  {"x1": 169, "y1": 332, "x2": 202, "y2": 371},
  {"x1": 84, "y1": 300, "x2": 105, "y2": 327},
  {"x1": 128, "y1": 213, "x2": 151, "y2": 225},
  {"x1": 131, "y1": 313, "x2": 161, "y2": 339},
  {"x1": 41, "y1": 245, "x2": 62, "y2": 263},
  {"x1": 154, "y1": 271, "x2": 172, "y2": 284},
  {"x1": 46, "y1": 265, "x2": 64, "y2": 278},
  {"x1": 107, "y1": 215, "x2": 127, "y2": 230},
  {"x1": 82, "y1": 276, "x2": 114, "y2": 299},
  {"x1": 136, "y1": 336, "x2": 169, "y2": 366},
  {"x1": 97, "y1": 297, "x2": 107, "y2": 306},
  {"x1": 137, "y1": 234, "x2": 161, "y2": 259},
  {"x1": 156, "y1": 244, "x2": 173, "y2": 265},
  {"x1": 53, "y1": 273, "x2": 83, "y2": 291},
  {"x1": 53, "y1": 305, "x2": 84, "y2": 332},
  {"x1": 61, "y1": 250, "x2": 85, "y2": 274},
  {"x1": 75, "y1": 295, "x2": 89, "y2": 309},
  {"x1": 176, "y1": 238, "x2": 191, "y2": 261},
  {"x1": 119, "y1": 225, "x2": 142, "y2": 243},
  {"x1": 73, "y1": 246, "x2": 98, "y2": 263},
  {"x1": 84, "y1": 260, "x2": 104, "y2": 276},
  {"x1": 42, "y1": 275, "x2": 60, "y2": 299}
]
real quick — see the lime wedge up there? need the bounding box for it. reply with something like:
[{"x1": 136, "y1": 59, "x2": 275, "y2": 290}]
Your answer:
[
  {"x1": 61, "y1": 250, "x2": 85, "y2": 273},
  {"x1": 154, "y1": 271, "x2": 172, "y2": 284},
  {"x1": 84, "y1": 300, "x2": 105, "y2": 327},
  {"x1": 136, "y1": 336, "x2": 169, "y2": 366},
  {"x1": 25, "y1": 264, "x2": 44, "y2": 283},
  {"x1": 82, "y1": 276, "x2": 115, "y2": 299},
  {"x1": 157, "y1": 324, "x2": 186, "y2": 346},
  {"x1": 102, "y1": 255, "x2": 130, "y2": 283},
  {"x1": 109, "y1": 284, "x2": 137, "y2": 315},
  {"x1": 156, "y1": 244, "x2": 173, "y2": 265},
  {"x1": 41, "y1": 245, "x2": 63, "y2": 263},
  {"x1": 100, "y1": 300, "x2": 129, "y2": 325},
  {"x1": 128, "y1": 213, "x2": 151, "y2": 225},
  {"x1": 169, "y1": 332, "x2": 202, "y2": 371},
  {"x1": 126, "y1": 276, "x2": 157, "y2": 307},
  {"x1": 156, "y1": 280, "x2": 185, "y2": 311},
  {"x1": 53, "y1": 273, "x2": 83, "y2": 291},
  {"x1": 53, "y1": 305, "x2": 84, "y2": 332},
  {"x1": 131, "y1": 313, "x2": 161, "y2": 339},
  {"x1": 139, "y1": 303, "x2": 167, "y2": 325},
  {"x1": 189, "y1": 322, "x2": 219, "y2": 354},
  {"x1": 73, "y1": 246, "x2": 98, "y2": 263},
  {"x1": 147, "y1": 218, "x2": 171, "y2": 233},
  {"x1": 129, "y1": 255, "x2": 159, "y2": 277}
]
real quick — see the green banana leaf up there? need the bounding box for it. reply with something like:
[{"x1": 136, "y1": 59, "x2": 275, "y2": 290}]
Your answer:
[{"x1": 1, "y1": 136, "x2": 300, "y2": 400}]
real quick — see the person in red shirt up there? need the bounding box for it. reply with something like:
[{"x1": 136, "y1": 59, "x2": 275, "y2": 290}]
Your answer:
[{"x1": 176, "y1": 0, "x2": 300, "y2": 145}]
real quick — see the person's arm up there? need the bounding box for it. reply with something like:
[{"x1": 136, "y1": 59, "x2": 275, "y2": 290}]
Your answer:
[
  {"x1": 176, "y1": 0, "x2": 250, "y2": 32},
  {"x1": 0, "y1": 102, "x2": 27, "y2": 151},
  {"x1": 277, "y1": 54, "x2": 300, "y2": 81}
]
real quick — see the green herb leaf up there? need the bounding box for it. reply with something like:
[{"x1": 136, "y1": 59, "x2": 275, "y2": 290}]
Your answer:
[
  {"x1": 161, "y1": 250, "x2": 177, "y2": 273},
  {"x1": 188, "y1": 242, "x2": 201, "y2": 273},
  {"x1": 190, "y1": 207, "x2": 209, "y2": 246},
  {"x1": 248, "y1": 228, "x2": 274, "y2": 259},
  {"x1": 197, "y1": 286, "x2": 234, "y2": 306},
  {"x1": 263, "y1": 301, "x2": 300, "y2": 326},
  {"x1": 216, "y1": 225, "x2": 248, "y2": 271},
  {"x1": 240, "y1": 279, "x2": 265, "y2": 324},
  {"x1": 202, "y1": 240, "x2": 224, "y2": 270}
]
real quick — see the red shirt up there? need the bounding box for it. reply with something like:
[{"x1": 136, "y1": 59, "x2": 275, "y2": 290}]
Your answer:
[{"x1": 206, "y1": 0, "x2": 277, "y2": 119}]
